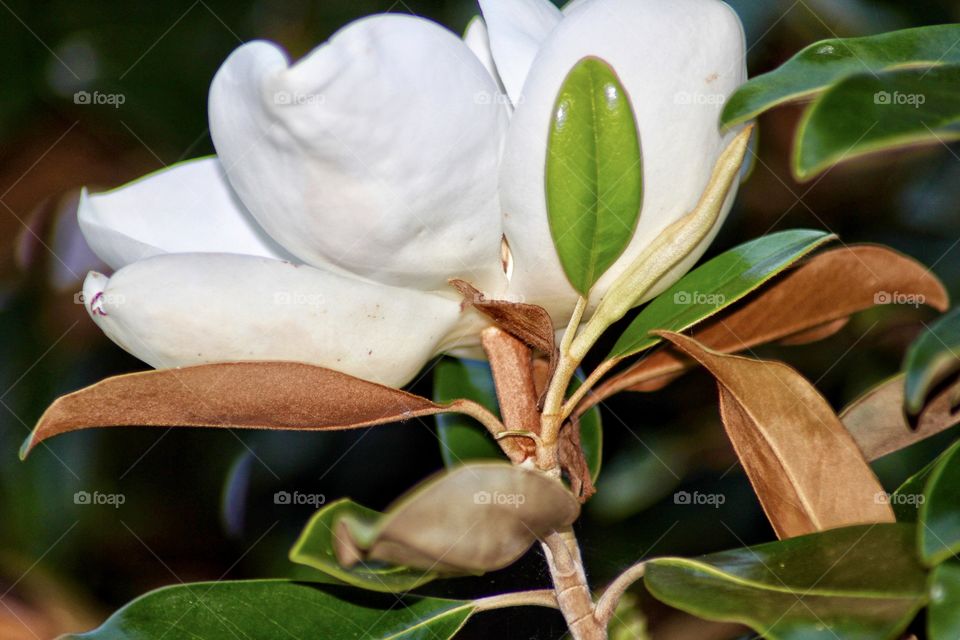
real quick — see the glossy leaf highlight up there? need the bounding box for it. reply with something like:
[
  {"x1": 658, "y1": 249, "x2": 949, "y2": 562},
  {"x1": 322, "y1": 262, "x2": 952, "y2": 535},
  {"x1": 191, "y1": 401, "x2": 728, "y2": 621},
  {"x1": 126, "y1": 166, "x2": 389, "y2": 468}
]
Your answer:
[
  {"x1": 290, "y1": 499, "x2": 439, "y2": 593},
  {"x1": 546, "y1": 56, "x2": 642, "y2": 294},
  {"x1": 609, "y1": 229, "x2": 834, "y2": 360},
  {"x1": 645, "y1": 524, "x2": 927, "y2": 640}
]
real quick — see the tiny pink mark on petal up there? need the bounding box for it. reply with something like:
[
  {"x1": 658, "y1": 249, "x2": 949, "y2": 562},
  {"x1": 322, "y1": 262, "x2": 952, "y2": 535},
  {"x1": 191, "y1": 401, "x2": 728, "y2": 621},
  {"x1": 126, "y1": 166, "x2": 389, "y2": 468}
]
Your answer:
[{"x1": 90, "y1": 291, "x2": 108, "y2": 316}]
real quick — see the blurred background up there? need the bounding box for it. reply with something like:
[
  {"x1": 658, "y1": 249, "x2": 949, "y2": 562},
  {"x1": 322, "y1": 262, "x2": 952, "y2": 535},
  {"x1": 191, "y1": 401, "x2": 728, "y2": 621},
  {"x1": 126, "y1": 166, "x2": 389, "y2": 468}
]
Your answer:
[{"x1": 1, "y1": 0, "x2": 959, "y2": 638}]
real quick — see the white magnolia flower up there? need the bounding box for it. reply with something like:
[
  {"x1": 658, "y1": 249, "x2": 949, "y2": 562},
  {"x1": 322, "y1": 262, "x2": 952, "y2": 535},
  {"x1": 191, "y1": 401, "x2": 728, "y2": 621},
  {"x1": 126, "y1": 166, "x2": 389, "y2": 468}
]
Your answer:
[{"x1": 78, "y1": 0, "x2": 746, "y2": 387}]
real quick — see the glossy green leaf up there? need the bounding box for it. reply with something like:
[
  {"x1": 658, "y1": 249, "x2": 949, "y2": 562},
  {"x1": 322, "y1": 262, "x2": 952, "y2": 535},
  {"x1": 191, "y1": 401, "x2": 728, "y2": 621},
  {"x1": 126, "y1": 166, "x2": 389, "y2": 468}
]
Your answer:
[
  {"x1": 891, "y1": 453, "x2": 944, "y2": 523},
  {"x1": 794, "y1": 64, "x2": 960, "y2": 180},
  {"x1": 645, "y1": 524, "x2": 927, "y2": 640},
  {"x1": 290, "y1": 499, "x2": 438, "y2": 593},
  {"x1": 929, "y1": 561, "x2": 960, "y2": 639},
  {"x1": 546, "y1": 56, "x2": 642, "y2": 295},
  {"x1": 434, "y1": 358, "x2": 504, "y2": 466},
  {"x1": 572, "y1": 372, "x2": 603, "y2": 483},
  {"x1": 65, "y1": 580, "x2": 474, "y2": 639},
  {"x1": 904, "y1": 306, "x2": 960, "y2": 416},
  {"x1": 919, "y1": 438, "x2": 960, "y2": 566},
  {"x1": 434, "y1": 359, "x2": 602, "y2": 482},
  {"x1": 609, "y1": 229, "x2": 834, "y2": 360},
  {"x1": 722, "y1": 24, "x2": 960, "y2": 127}
]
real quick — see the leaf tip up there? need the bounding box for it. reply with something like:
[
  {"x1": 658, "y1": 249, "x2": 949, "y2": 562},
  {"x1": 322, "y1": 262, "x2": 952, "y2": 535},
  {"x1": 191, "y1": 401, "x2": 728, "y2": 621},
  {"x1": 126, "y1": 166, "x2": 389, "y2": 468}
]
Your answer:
[
  {"x1": 19, "y1": 431, "x2": 35, "y2": 460},
  {"x1": 652, "y1": 330, "x2": 695, "y2": 349}
]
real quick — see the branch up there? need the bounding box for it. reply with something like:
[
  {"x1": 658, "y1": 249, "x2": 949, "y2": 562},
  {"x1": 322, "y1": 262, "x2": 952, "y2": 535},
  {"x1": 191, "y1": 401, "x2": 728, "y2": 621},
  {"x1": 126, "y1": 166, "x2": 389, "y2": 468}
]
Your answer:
[
  {"x1": 472, "y1": 589, "x2": 559, "y2": 612},
  {"x1": 594, "y1": 561, "x2": 648, "y2": 625},
  {"x1": 541, "y1": 297, "x2": 588, "y2": 448},
  {"x1": 448, "y1": 399, "x2": 506, "y2": 439},
  {"x1": 563, "y1": 357, "x2": 619, "y2": 420}
]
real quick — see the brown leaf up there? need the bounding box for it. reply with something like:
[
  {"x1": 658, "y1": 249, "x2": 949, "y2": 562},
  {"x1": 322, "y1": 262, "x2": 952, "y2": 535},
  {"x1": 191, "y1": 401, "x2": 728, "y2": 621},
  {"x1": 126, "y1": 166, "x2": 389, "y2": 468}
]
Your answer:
[
  {"x1": 450, "y1": 279, "x2": 558, "y2": 396},
  {"x1": 776, "y1": 318, "x2": 851, "y2": 346},
  {"x1": 334, "y1": 463, "x2": 580, "y2": 573},
  {"x1": 659, "y1": 331, "x2": 894, "y2": 539},
  {"x1": 451, "y1": 279, "x2": 556, "y2": 356},
  {"x1": 559, "y1": 415, "x2": 596, "y2": 502},
  {"x1": 842, "y1": 373, "x2": 960, "y2": 460},
  {"x1": 585, "y1": 246, "x2": 948, "y2": 411},
  {"x1": 22, "y1": 361, "x2": 458, "y2": 458},
  {"x1": 530, "y1": 358, "x2": 595, "y2": 502},
  {"x1": 480, "y1": 327, "x2": 540, "y2": 463}
]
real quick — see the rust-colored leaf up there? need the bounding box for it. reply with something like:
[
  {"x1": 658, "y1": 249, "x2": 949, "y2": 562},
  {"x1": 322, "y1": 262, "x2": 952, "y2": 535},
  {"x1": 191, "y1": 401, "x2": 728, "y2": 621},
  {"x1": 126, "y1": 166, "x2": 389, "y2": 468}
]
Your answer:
[
  {"x1": 450, "y1": 278, "x2": 557, "y2": 367},
  {"x1": 480, "y1": 331, "x2": 594, "y2": 500},
  {"x1": 559, "y1": 415, "x2": 596, "y2": 502},
  {"x1": 659, "y1": 331, "x2": 894, "y2": 539},
  {"x1": 776, "y1": 318, "x2": 851, "y2": 346},
  {"x1": 480, "y1": 327, "x2": 540, "y2": 463},
  {"x1": 584, "y1": 246, "x2": 948, "y2": 413},
  {"x1": 842, "y1": 373, "x2": 960, "y2": 460},
  {"x1": 22, "y1": 361, "x2": 461, "y2": 458}
]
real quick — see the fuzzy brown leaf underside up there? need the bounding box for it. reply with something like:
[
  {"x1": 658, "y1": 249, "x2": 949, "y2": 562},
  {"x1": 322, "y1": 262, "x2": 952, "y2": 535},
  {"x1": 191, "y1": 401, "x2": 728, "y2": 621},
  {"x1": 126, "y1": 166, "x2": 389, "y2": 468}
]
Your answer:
[
  {"x1": 659, "y1": 331, "x2": 894, "y2": 539},
  {"x1": 450, "y1": 279, "x2": 556, "y2": 357},
  {"x1": 842, "y1": 373, "x2": 960, "y2": 460},
  {"x1": 22, "y1": 361, "x2": 459, "y2": 457}
]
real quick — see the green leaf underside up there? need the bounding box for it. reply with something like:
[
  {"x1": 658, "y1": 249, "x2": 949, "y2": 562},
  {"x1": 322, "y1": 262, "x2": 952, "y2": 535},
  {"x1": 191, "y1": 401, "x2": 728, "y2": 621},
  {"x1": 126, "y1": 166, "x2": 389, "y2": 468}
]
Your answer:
[
  {"x1": 919, "y1": 439, "x2": 960, "y2": 565},
  {"x1": 434, "y1": 359, "x2": 602, "y2": 482},
  {"x1": 904, "y1": 306, "x2": 960, "y2": 416},
  {"x1": 290, "y1": 499, "x2": 438, "y2": 593},
  {"x1": 65, "y1": 580, "x2": 474, "y2": 640},
  {"x1": 794, "y1": 64, "x2": 960, "y2": 179},
  {"x1": 434, "y1": 358, "x2": 504, "y2": 466},
  {"x1": 609, "y1": 229, "x2": 834, "y2": 360},
  {"x1": 929, "y1": 562, "x2": 960, "y2": 639},
  {"x1": 722, "y1": 24, "x2": 960, "y2": 127},
  {"x1": 546, "y1": 56, "x2": 642, "y2": 295},
  {"x1": 645, "y1": 524, "x2": 927, "y2": 640}
]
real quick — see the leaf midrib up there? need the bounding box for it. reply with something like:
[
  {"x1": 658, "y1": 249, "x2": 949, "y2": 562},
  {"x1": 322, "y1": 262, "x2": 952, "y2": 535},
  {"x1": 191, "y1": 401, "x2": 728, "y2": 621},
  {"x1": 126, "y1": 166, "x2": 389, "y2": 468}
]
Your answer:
[{"x1": 652, "y1": 558, "x2": 925, "y2": 600}]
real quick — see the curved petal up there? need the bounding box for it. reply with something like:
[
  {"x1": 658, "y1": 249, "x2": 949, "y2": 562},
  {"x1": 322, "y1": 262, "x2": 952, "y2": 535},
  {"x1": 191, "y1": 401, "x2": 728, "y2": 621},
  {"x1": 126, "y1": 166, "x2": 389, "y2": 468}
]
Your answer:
[
  {"x1": 478, "y1": 0, "x2": 562, "y2": 107},
  {"x1": 78, "y1": 157, "x2": 292, "y2": 270},
  {"x1": 501, "y1": 0, "x2": 747, "y2": 321},
  {"x1": 208, "y1": 16, "x2": 510, "y2": 293},
  {"x1": 561, "y1": 0, "x2": 593, "y2": 14},
  {"x1": 463, "y1": 16, "x2": 499, "y2": 85},
  {"x1": 82, "y1": 254, "x2": 465, "y2": 387}
]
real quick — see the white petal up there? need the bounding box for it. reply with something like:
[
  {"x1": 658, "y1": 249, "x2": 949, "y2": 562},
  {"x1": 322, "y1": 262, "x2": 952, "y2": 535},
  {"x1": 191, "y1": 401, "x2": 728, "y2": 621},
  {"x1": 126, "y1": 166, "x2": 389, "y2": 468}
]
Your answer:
[
  {"x1": 208, "y1": 16, "x2": 510, "y2": 293},
  {"x1": 78, "y1": 157, "x2": 292, "y2": 270},
  {"x1": 463, "y1": 16, "x2": 499, "y2": 84},
  {"x1": 478, "y1": 0, "x2": 562, "y2": 106},
  {"x1": 562, "y1": 0, "x2": 593, "y2": 14},
  {"x1": 500, "y1": 0, "x2": 747, "y2": 321},
  {"x1": 82, "y1": 254, "x2": 464, "y2": 387}
]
